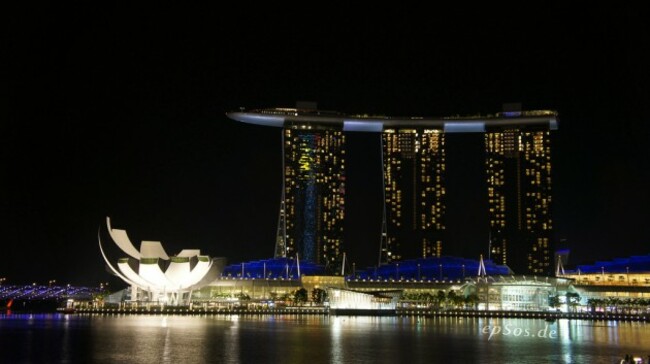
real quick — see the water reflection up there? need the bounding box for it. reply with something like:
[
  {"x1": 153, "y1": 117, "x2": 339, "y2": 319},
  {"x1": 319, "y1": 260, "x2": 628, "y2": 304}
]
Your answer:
[
  {"x1": 1, "y1": 314, "x2": 649, "y2": 363},
  {"x1": 330, "y1": 316, "x2": 343, "y2": 364},
  {"x1": 224, "y1": 315, "x2": 240, "y2": 364}
]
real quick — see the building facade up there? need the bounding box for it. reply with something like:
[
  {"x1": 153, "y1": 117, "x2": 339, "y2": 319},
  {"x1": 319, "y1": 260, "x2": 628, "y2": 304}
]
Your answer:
[
  {"x1": 227, "y1": 107, "x2": 557, "y2": 276},
  {"x1": 380, "y1": 128, "x2": 446, "y2": 263},
  {"x1": 276, "y1": 125, "x2": 346, "y2": 273},
  {"x1": 485, "y1": 127, "x2": 553, "y2": 274}
]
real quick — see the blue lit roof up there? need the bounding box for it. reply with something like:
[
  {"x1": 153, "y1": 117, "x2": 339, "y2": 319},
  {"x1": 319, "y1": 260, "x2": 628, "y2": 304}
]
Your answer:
[
  {"x1": 222, "y1": 258, "x2": 327, "y2": 279},
  {"x1": 222, "y1": 256, "x2": 514, "y2": 281},
  {"x1": 566, "y1": 254, "x2": 650, "y2": 274},
  {"x1": 352, "y1": 256, "x2": 512, "y2": 281}
]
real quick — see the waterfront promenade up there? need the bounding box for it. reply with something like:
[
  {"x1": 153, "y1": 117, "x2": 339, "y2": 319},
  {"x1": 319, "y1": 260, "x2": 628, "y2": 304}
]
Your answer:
[{"x1": 71, "y1": 306, "x2": 650, "y2": 322}]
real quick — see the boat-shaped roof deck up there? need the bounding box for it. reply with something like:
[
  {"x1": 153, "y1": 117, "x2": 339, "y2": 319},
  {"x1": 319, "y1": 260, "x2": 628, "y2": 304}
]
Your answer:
[{"x1": 226, "y1": 108, "x2": 558, "y2": 132}]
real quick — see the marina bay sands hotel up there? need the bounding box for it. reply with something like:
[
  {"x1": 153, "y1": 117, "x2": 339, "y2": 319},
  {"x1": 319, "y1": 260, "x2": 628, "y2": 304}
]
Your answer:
[{"x1": 227, "y1": 104, "x2": 558, "y2": 275}]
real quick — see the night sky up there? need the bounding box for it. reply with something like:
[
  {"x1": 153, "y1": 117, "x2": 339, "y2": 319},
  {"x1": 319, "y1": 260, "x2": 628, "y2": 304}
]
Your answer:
[{"x1": 3, "y1": 5, "x2": 649, "y2": 287}]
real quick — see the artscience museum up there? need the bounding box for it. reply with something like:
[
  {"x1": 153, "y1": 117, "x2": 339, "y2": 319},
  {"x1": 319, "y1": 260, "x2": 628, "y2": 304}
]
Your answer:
[{"x1": 99, "y1": 217, "x2": 224, "y2": 306}]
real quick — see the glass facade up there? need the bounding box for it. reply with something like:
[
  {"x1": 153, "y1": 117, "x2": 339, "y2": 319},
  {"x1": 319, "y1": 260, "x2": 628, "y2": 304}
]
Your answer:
[
  {"x1": 381, "y1": 129, "x2": 446, "y2": 263},
  {"x1": 485, "y1": 129, "x2": 553, "y2": 274}
]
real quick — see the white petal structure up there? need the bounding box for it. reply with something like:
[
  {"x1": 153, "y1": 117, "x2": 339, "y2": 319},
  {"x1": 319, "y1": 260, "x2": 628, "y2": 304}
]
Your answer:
[
  {"x1": 99, "y1": 217, "x2": 222, "y2": 305},
  {"x1": 106, "y1": 217, "x2": 141, "y2": 259},
  {"x1": 140, "y1": 241, "x2": 169, "y2": 260}
]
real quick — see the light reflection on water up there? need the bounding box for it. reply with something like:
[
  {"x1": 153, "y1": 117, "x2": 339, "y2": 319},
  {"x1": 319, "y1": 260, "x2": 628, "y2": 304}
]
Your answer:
[{"x1": 1, "y1": 313, "x2": 649, "y2": 363}]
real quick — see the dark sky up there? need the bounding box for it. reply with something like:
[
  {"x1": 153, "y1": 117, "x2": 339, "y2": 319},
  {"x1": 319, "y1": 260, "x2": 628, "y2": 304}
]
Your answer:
[{"x1": 3, "y1": 5, "x2": 649, "y2": 286}]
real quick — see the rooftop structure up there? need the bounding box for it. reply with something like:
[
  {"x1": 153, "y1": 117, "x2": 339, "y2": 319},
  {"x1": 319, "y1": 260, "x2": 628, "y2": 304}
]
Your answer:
[
  {"x1": 221, "y1": 257, "x2": 327, "y2": 279},
  {"x1": 227, "y1": 108, "x2": 558, "y2": 132},
  {"x1": 560, "y1": 254, "x2": 650, "y2": 287},
  {"x1": 353, "y1": 256, "x2": 512, "y2": 281},
  {"x1": 567, "y1": 254, "x2": 650, "y2": 274}
]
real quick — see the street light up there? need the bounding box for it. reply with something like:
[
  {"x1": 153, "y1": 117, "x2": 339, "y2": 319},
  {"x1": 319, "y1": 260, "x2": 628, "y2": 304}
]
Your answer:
[
  {"x1": 0, "y1": 277, "x2": 6, "y2": 285},
  {"x1": 417, "y1": 264, "x2": 421, "y2": 281},
  {"x1": 439, "y1": 264, "x2": 443, "y2": 281},
  {"x1": 48, "y1": 279, "x2": 56, "y2": 287}
]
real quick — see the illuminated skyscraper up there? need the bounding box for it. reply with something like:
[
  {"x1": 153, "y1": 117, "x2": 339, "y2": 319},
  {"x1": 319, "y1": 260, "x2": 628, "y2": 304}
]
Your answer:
[
  {"x1": 380, "y1": 129, "x2": 446, "y2": 264},
  {"x1": 227, "y1": 107, "x2": 557, "y2": 275},
  {"x1": 485, "y1": 127, "x2": 553, "y2": 274},
  {"x1": 275, "y1": 125, "x2": 346, "y2": 273}
]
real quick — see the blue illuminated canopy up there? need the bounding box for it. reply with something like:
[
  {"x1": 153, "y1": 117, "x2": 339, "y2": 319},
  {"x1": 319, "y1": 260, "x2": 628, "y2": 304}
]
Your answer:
[
  {"x1": 222, "y1": 258, "x2": 327, "y2": 279},
  {"x1": 566, "y1": 254, "x2": 650, "y2": 274},
  {"x1": 353, "y1": 256, "x2": 513, "y2": 281},
  {"x1": 221, "y1": 255, "x2": 513, "y2": 281}
]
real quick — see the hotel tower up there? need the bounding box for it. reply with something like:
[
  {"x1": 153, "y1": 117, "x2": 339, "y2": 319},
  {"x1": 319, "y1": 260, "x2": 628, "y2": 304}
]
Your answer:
[
  {"x1": 380, "y1": 128, "x2": 446, "y2": 264},
  {"x1": 485, "y1": 126, "x2": 553, "y2": 274},
  {"x1": 274, "y1": 114, "x2": 346, "y2": 274},
  {"x1": 227, "y1": 106, "x2": 557, "y2": 275}
]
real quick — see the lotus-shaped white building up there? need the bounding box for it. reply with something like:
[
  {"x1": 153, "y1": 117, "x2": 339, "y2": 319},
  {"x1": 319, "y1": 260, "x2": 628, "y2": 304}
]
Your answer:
[{"x1": 99, "y1": 217, "x2": 222, "y2": 305}]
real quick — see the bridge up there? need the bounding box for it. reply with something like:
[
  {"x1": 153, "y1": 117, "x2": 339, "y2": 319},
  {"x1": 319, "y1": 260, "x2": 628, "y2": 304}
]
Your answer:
[{"x1": 1, "y1": 284, "x2": 99, "y2": 302}]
